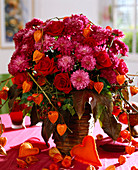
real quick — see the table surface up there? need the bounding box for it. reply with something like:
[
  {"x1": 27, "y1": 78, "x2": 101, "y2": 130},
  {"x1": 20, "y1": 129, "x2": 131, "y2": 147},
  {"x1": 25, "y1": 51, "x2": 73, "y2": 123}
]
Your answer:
[{"x1": 0, "y1": 114, "x2": 137, "y2": 170}]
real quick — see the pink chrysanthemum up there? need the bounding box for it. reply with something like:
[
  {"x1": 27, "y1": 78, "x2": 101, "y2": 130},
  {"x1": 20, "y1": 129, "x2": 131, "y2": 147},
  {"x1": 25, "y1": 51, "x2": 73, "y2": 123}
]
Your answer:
[
  {"x1": 63, "y1": 14, "x2": 89, "y2": 35},
  {"x1": 70, "y1": 70, "x2": 90, "y2": 90},
  {"x1": 35, "y1": 34, "x2": 55, "y2": 52},
  {"x1": 109, "y1": 53, "x2": 120, "y2": 69},
  {"x1": 8, "y1": 53, "x2": 30, "y2": 76},
  {"x1": 13, "y1": 29, "x2": 28, "y2": 48},
  {"x1": 58, "y1": 55, "x2": 75, "y2": 72},
  {"x1": 100, "y1": 69, "x2": 117, "y2": 84},
  {"x1": 117, "y1": 59, "x2": 128, "y2": 75},
  {"x1": 75, "y1": 44, "x2": 93, "y2": 61},
  {"x1": 91, "y1": 25, "x2": 112, "y2": 45},
  {"x1": 81, "y1": 55, "x2": 96, "y2": 70},
  {"x1": 25, "y1": 18, "x2": 44, "y2": 29},
  {"x1": 71, "y1": 33, "x2": 85, "y2": 43},
  {"x1": 15, "y1": 29, "x2": 35, "y2": 57},
  {"x1": 54, "y1": 37, "x2": 73, "y2": 55},
  {"x1": 111, "y1": 39, "x2": 129, "y2": 56},
  {"x1": 112, "y1": 29, "x2": 124, "y2": 38}
]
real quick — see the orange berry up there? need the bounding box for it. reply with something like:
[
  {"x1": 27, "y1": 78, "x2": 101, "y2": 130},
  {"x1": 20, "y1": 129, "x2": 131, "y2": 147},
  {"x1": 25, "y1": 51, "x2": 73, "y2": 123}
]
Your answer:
[
  {"x1": 131, "y1": 166, "x2": 137, "y2": 170},
  {"x1": 118, "y1": 155, "x2": 126, "y2": 165},
  {"x1": 96, "y1": 134, "x2": 103, "y2": 140},
  {"x1": 106, "y1": 26, "x2": 112, "y2": 31}
]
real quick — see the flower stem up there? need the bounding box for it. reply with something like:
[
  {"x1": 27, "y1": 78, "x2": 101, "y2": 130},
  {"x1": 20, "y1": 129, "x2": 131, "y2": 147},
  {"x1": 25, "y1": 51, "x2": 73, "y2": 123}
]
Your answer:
[{"x1": 27, "y1": 72, "x2": 55, "y2": 109}]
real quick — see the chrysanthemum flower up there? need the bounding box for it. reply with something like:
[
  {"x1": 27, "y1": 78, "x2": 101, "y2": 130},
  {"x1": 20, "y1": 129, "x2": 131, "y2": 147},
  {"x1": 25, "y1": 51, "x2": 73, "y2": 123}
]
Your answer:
[
  {"x1": 100, "y1": 69, "x2": 117, "y2": 84},
  {"x1": 58, "y1": 55, "x2": 75, "y2": 72},
  {"x1": 90, "y1": 25, "x2": 112, "y2": 45},
  {"x1": 75, "y1": 44, "x2": 93, "y2": 61},
  {"x1": 35, "y1": 34, "x2": 55, "y2": 52},
  {"x1": 70, "y1": 70, "x2": 90, "y2": 90},
  {"x1": 8, "y1": 53, "x2": 30, "y2": 76},
  {"x1": 116, "y1": 59, "x2": 128, "y2": 75},
  {"x1": 81, "y1": 55, "x2": 96, "y2": 70},
  {"x1": 63, "y1": 14, "x2": 89, "y2": 35},
  {"x1": 54, "y1": 37, "x2": 73, "y2": 55}
]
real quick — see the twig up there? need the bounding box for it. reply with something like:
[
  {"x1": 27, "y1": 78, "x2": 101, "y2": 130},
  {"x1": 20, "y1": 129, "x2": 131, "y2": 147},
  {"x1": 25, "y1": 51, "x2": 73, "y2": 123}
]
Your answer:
[
  {"x1": 27, "y1": 72, "x2": 55, "y2": 109},
  {"x1": 0, "y1": 99, "x2": 8, "y2": 110},
  {"x1": 0, "y1": 75, "x2": 13, "y2": 85},
  {"x1": 120, "y1": 93, "x2": 138, "y2": 113},
  {"x1": 127, "y1": 74, "x2": 138, "y2": 77}
]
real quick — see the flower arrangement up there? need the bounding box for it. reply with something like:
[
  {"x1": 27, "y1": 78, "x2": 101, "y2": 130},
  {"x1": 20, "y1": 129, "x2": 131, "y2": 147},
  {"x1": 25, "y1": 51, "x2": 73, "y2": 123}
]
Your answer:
[{"x1": 0, "y1": 14, "x2": 138, "y2": 149}]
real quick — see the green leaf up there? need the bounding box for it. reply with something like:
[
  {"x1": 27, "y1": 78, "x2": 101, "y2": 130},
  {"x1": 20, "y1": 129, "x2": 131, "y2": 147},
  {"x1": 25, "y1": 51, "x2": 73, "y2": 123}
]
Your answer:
[
  {"x1": 95, "y1": 104, "x2": 105, "y2": 121},
  {"x1": 99, "y1": 77, "x2": 111, "y2": 90},
  {"x1": 62, "y1": 104, "x2": 75, "y2": 116}
]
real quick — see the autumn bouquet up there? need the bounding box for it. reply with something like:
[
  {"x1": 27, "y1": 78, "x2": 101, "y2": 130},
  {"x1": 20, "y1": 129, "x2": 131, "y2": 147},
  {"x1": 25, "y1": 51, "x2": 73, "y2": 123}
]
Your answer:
[{"x1": 0, "y1": 14, "x2": 138, "y2": 154}]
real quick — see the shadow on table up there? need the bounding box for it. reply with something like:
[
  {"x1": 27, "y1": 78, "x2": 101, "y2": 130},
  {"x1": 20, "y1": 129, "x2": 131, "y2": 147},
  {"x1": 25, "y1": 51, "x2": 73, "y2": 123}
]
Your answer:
[
  {"x1": 96, "y1": 137, "x2": 138, "y2": 159},
  {"x1": 4, "y1": 125, "x2": 38, "y2": 133}
]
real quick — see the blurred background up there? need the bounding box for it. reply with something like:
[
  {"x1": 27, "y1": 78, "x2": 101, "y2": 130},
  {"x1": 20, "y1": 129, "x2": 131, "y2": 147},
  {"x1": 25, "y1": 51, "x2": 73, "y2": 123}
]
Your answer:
[{"x1": 0, "y1": 0, "x2": 138, "y2": 114}]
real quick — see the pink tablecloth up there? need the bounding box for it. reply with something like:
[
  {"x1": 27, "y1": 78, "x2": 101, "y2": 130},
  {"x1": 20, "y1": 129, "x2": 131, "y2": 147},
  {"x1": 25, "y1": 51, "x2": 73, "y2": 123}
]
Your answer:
[{"x1": 0, "y1": 114, "x2": 137, "y2": 170}]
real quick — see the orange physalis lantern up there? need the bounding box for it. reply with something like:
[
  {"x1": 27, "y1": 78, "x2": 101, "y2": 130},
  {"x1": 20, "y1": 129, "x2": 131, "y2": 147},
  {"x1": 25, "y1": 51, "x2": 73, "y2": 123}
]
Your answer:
[
  {"x1": 116, "y1": 75, "x2": 126, "y2": 85},
  {"x1": 83, "y1": 27, "x2": 91, "y2": 38},
  {"x1": 22, "y1": 80, "x2": 33, "y2": 93},
  {"x1": 16, "y1": 158, "x2": 27, "y2": 168},
  {"x1": 57, "y1": 124, "x2": 67, "y2": 136},
  {"x1": 125, "y1": 145, "x2": 135, "y2": 155},
  {"x1": 0, "y1": 137, "x2": 7, "y2": 147},
  {"x1": 94, "y1": 82, "x2": 104, "y2": 94},
  {"x1": 33, "y1": 50, "x2": 45, "y2": 63},
  {"x1": 105, "y1": 165, "x2": 116, "y2": 170},
  {"x1": 37, "y1": 76, "x2": 46, "y2": 86},
  {"x1": 0, "y1": 90, "x2": 8, "y2": 100},
  {"x1": 53, "y1": 153, "x2": 63, "y2": 163},
  {"x1": 19, "y1": 142, "x2": 39, "y2": 158},
  {"x1": 25, "y1": 155, "x2": 39, "y2": 164},
  {"x1": 61, "y1": 155, "x2": 72, "y2": 168},
  {"x1": 106, "y1": 26, "x2": 112, "y2": 31},
  {"x1": 32, "y1": 93, "x2": 43, "y2": 105},
  {"x1": 48, "y1": 111, "x2": 59, "y2": 124},
  {"x1": 118, "y1": 155, "x2": 126, "y2": 165},
  {"x1": 2, "y1": 86, "x2": 9, "y2": 91},
  {"x1": 130, "y1": 86, "x2": 138, "y2": 96},
  {"x1": 34, "y1": 29, "x2": 43, "y2": 43}
]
